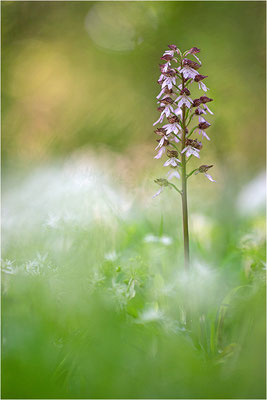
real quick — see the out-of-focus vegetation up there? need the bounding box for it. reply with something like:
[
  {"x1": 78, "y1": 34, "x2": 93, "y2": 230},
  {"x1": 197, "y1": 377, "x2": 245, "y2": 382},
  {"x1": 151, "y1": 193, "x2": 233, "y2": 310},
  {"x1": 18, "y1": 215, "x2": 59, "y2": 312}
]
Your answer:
[
  {"x1": 2, "y1": 1, "x2": 266, "y2": 174},
  {"x1": 1, "y1": 1, "x2": 266, "y2": 399}
]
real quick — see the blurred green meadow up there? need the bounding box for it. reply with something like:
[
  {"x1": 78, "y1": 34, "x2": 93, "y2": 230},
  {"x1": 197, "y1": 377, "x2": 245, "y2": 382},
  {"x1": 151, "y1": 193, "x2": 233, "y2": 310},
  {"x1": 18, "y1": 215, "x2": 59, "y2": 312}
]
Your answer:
[{"x1": 1, "y1": 1, "x2": 266, "y2": 399}]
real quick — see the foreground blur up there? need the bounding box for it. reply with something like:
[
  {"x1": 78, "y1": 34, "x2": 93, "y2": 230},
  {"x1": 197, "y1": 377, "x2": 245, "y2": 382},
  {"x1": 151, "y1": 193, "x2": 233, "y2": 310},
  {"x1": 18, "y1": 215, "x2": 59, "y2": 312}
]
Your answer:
[{"x1": 2, "y1": 155, "x2": 266, "y2": 398}]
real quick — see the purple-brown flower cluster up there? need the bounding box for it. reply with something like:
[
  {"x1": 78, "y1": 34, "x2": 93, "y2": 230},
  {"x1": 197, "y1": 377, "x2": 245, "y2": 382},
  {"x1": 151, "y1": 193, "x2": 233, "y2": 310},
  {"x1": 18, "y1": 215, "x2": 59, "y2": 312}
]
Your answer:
[{"x1": 153, "y1": 45, "x2": 215, "y2": 196}]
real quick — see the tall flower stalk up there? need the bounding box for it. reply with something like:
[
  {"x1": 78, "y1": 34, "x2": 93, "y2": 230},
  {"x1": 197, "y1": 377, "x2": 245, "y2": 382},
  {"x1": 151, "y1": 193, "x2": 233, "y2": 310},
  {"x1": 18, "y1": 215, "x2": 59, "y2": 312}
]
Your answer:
[{"x1": 153, "y1": 45, "x2": 215, "y2": 271}]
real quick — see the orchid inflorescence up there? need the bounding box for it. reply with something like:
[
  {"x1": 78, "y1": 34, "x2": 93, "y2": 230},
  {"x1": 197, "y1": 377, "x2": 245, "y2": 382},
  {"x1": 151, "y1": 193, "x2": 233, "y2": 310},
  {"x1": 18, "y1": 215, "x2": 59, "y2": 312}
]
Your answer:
[{"x1": 153, "y1": 45, "x2": 215, "y2": 198}]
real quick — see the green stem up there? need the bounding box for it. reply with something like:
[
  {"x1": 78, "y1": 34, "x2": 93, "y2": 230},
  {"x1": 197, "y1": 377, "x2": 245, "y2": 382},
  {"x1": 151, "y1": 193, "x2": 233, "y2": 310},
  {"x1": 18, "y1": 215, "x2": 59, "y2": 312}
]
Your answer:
[
  {"x1": 181, "y1": 75, "x2": 190, "y2": 272},
  {"x1": 169, "y1": 182, "x2": 182, "y2": 195},
  {"x1": 187, "y1": 168, "x2": 198, "y2": 180},
  {"x1": 187, "y1": 125, "x2": 198, "y2": 138}
]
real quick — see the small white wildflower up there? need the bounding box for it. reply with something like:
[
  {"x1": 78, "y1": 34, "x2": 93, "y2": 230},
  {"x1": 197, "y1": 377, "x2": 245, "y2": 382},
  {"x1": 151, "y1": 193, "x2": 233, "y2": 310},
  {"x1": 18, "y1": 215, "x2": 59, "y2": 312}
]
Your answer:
[
  {"x1": 160, "y1": 235, "x2": 173, "y2": 246},
  {"x1": 104, "y1": 251, "x2": 118, "y2": 262}
]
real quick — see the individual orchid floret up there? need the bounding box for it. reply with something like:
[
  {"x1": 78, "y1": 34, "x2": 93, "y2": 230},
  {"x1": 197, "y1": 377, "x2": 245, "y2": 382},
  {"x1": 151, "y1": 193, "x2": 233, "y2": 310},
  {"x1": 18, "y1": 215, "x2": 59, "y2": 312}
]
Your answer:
[
  {"x1": 194, "y1": 74, "x2": 208, "y2": 82},
  {"x1": 184, "y1": 47, "x2": 201, "y2": 64},
  {"x1": 195, "y1": 107, "x2": 205, "y2": 115},
  {"x1": 167, "y1": 168, "x2": 180, "y2": 180},
  {"x1": 182, "y1": 138, "x2": 203, "y2": 158},
  {"x1": 162, "y1": 45, "x2": 181, "y2": 59},
  {"x1": 195, "y1": 165, "x2": 216, "y2": 182},
  {"x1": 185, "y1": 47, "x2": 200, "y2": 54},
  {"x1": 168, "y1": 44, "x2": 180, "y2": 53},
  {"x1": 193, "y1": 106, "x2": 207, "y2": 122},
  {"x1": 160, "y1": 96, "x2": 174, "y2": 105},
  {"x1": 153, "y1": 105, "x2": 174, "y2": 125},
  {"x1": 174, "y1": 107, "x2": 183, "y2": 118},
  {"x1": 194, "y1": 74, "x2": 209, "y2": 92},
  {"x1": 199, "y1": 96, "x2": 213, "y2": 103},
  {"x1": 160, "y1": 69, "x2": 177, "y2": 90},
  {"x1": 159, "y1": 62, "x2": 171, "y2": 73},
  {"x1": 167, "y1": 115, "x2": 180, "y2": 124},
  {"x1": 175, "y1": 88, "x2": 193, "y2": 109},
  {"x1": 182, "y1": 146, "x2": 200, "y2": 158},
  {"x1": 186, "y1": 138, "x2": 203, "y2": 150},
  {"x1": 198, "y1": 120, "x2": 211, "y2": 141},
  {"x1": 192, "y1": 96, "x2": 213, "y2": 114},
  {"x1": 179, "y1": 64, "x2": 199, "y2": 80},
  {"x1": 153, "y1": 97, "x2": 175, "y2": 125},
  {"x1": 183, "y1": 58, "x2": 201, "y2": 70},
  {"x1": 154, "y1": 127, "x2": 168, "y2": 136},
  {"x1": 192, "y1": 98, "x2": 202, "y2": 107},
  {"x1": 200, "y1": 96, "x2": 213, "y2": 113},
  {"x1": 152, "y1": 178, "x2": 170, "y2": 198},
  {"x1": 154, "y1": 129, "x2": 169, "y2": 158},
  {"x1": 163, "y1": 158, "x2": 180, "y2": 167},
  {"x1": 161, "y1": 54, "x2": 175, "y2": 62},
  {"x1": 164, "y1": 115, "x2": 182, "y2": 140},
  {"x1": 198, "y1": 121, "x2": 211, "y2": 130},
  {"x1": 156, "y1": 87, "x2": 173, "y2": 100},
  {"x1": 164, "y1": 149, "x2": 181, "y2": 167},
  {"x1": 179, "y1": 58, "x2": 201, "y2": 79},
  {"x1": 163, "y1": 118, "x2": 181, "y2": 136}
]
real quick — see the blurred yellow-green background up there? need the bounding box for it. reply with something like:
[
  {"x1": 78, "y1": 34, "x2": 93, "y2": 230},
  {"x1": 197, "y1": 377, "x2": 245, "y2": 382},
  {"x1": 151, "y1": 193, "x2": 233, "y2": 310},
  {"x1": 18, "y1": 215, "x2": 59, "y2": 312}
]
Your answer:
[{"x1": 2, "y1": 1, "x2": 266, "y2": 178}]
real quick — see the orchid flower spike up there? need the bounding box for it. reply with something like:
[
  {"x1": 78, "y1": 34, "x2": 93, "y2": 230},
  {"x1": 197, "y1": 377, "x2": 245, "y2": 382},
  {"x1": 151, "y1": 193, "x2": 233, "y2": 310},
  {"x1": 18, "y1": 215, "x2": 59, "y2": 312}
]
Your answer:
[{"x1": 153, "y1": 44, "x2": 215, "y2": 199}]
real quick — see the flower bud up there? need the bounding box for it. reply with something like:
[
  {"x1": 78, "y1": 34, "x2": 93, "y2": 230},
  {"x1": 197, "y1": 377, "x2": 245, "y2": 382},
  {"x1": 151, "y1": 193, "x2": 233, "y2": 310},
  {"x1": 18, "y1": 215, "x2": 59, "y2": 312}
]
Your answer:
[
  {"x1": 161, "y1": 54, "x2": 173, "y2": 61},
  {"x1": 198, "y1": 121, "x2": 211, "y2": 130},
  {"x1": 198, "y1": 165, "x2": 213, "y2": 173},
  {"x1": 192, "y1": 98, "x2": 202, "y2": 107},
  {"x1": 194, "y1": 74, "x2": 208, "y2": 82},
  {"x1": 168, "y1": 44, "x2": 177, "y2": 51},
  {"x1": 183, "y1": 58, "x2": 201, "y2": 70},
  {"x1": 155, "y1": 178, "x2": 169, "y2": 187},
  {"x1": 180, "y1": 88, "x2": 191, "y2": 96},
  {"x1": 154, "y1": 128, "x2": 167, "y2": 136},
  {"x1": 163, "y1": 69, "x2": 176, "y2": 77},
  {"x1": 167, "y1": 149, "x2": 178, "y2": 158},
  {"x1": 160, "y1": 97, "x2": 174, "y2": 105},
  {"x1": 164, "y1": 87, "x2": 173, "y2": 95},
  {"x1": 186, "y1": 138, "x2": 203, "y2": 150},
  {"x1": 200, "y1": 96, "x2": 213, "y2": 103},
  {"x1": 188, "y1": 47, "x2": 200, "y2": 54},
  {"x1": 167, "y1": 115, "x2": 180, "y2": 124}
]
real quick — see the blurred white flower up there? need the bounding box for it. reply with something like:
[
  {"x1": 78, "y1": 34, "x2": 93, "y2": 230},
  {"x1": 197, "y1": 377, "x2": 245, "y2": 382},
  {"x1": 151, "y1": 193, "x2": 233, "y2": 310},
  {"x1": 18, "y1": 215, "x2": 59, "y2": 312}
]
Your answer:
[
  {"x1": 237, "y1": 171, "x2": 266, "y2": 216},
  {"x1": 144, "y1": 234, "x2": 158, "y2": 243},
  {"x1": 160, "y1": 235, "x2": 173, "y2": 245},
  {"x1": 25, "y1": 260, "x2": 42, "y2": 276},
  {"x1": 2, "y1": 159, "x2": 133, "y2": 246},
  {"x1": 45, "y1": 213, "x2": 60, "y2": 228},
  {"x1": 1, "y1": 259, "x2": 17, "y2": 275},
  {"x1": 143, "y1": 234, "x2": 173, "y2": 246},
  {"x1": 138, "y1": 304, "x2": 163, "y2": 323},
  {"x1": 105, "y1": 251, "x2": 118, "y2": 262}
]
